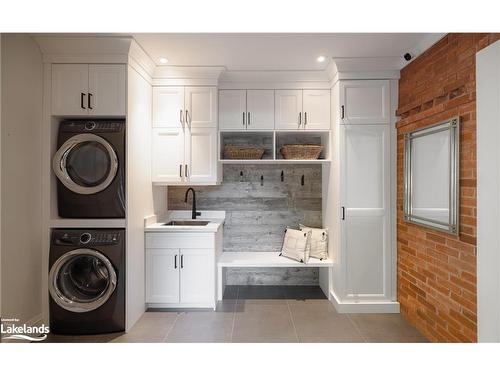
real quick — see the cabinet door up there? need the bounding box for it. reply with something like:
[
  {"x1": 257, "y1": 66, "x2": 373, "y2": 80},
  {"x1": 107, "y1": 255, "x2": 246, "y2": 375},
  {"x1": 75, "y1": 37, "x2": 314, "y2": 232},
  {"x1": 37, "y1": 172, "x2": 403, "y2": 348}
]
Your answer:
[
  {"x1": 185, "y1": 127, "x2": 217, "y2": 184},
  {"x1": 185, "y1": 87, "x2": 217, "y2": 128},
  {"x1": 151, "y1": 128, "x2": 185, "y2": 183},
  {"x1": 180, "y1": 249, "x2": 214, "y2": 304},
  {"x1": 246, "y1": 90, "x2": 275, "y2": 130},
  {"x1": 146, "y1": 248, "x2": 180, "y2": 303},
  {"x1": 275, "y1": 90, "x2": 303, "y2": 129},
  {"x1": 340, "y1": 80, "x2": 390, "y2": 125},
  {"x1": 219, "y1": 90, "x2": 246, "y2": 130},
  {"x1": 51, "y1": 64, "x2": 89, "y2": 116},
  {"x1": 153, "y1": 87, "x2": 185, "y2": 128},
  {"x1": 341, "y1": 125, "x2": 391, "y2": 301},
  {"x1": 303, "y1": 90, "x2": 331, "y2": 130},
  {"x1": 88, "y1": 64, "x2": 126, "y2": 116}
]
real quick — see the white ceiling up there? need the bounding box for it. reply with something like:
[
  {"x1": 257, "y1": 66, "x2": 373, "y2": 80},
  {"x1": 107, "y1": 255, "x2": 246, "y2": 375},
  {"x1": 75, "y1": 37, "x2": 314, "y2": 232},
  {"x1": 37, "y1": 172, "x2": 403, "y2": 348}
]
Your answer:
[{"x1": 133, "y1": 33, "x2": 444, "y2": 71}]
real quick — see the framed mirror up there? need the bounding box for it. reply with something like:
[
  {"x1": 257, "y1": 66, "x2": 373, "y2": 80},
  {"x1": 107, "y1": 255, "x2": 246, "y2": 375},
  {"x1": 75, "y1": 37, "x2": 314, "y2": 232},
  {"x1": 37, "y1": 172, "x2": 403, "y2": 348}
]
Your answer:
[{"x1": 404, "y1": 117, "x2": 460, "y2": 235}]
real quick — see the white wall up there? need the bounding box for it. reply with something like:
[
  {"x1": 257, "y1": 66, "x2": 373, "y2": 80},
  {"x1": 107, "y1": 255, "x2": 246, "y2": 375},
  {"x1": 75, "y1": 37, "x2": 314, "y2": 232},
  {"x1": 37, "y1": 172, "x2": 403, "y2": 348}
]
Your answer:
[
  {"x1": 126, "y1": 65, "x2": 155, "y2": 330},
  {"x1": 476, "y1": 40, "x2": 500, "y2": 342},
  {"x1": 1, "y1": 35, "x2": 43, "y2": 324}
]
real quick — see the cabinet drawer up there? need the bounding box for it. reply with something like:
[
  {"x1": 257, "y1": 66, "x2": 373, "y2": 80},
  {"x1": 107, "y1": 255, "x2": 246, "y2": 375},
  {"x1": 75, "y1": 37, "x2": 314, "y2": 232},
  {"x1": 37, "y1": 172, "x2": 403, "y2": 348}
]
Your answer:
[{"x1": 146, "y1": 232, "x2": 215, "y2": 249}]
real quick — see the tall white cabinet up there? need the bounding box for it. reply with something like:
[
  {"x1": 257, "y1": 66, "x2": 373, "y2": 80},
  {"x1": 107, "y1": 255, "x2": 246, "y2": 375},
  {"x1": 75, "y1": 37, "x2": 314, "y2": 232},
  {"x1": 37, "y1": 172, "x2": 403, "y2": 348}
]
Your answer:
[
  {"x1": 330, "y1": 79, "x2": 397, "y2": 312},
  {"x1": 152, "y1": 86, "x2": 218, "y2": 185}
]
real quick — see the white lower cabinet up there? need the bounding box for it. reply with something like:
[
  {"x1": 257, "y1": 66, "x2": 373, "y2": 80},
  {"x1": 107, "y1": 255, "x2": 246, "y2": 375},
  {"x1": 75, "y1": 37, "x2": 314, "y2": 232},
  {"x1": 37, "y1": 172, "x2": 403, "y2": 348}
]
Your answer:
[
  {"x1": 146, "y1": 248, "x2": 180, "y2": 303},
  {"x1": 146, "y1": 233, "x2": 217, "y2": 308}
]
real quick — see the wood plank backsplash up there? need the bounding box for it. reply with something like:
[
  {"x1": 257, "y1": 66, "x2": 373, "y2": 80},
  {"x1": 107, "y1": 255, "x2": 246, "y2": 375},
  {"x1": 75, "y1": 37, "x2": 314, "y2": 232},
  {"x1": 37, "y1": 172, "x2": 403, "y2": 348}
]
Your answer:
[{"x1": 167, "y1": 164, "x2": 322, "y2": 285}]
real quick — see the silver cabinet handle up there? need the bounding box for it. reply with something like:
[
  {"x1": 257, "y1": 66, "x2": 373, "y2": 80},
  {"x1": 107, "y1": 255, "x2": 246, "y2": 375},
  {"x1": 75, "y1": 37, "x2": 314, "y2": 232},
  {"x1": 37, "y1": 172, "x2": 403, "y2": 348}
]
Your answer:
[
  {"x1": 186, "y1": 109, "x2": 190, "y2": 125},
  {"x1": 174, "y1": 254, "x2": 177, "y2": 269},
  {"x1": 248, "y1": 112, "x2": 251, "y2": 125},
  {"x1": 180, "y1": 254, "x2": 184, "y2": 268},
  {"x1": 298, "y1": 112, "x2": 302, "y2": 126},
  {"x1": 242, "y1": 112, "x2": 245, "y2": 126},
  {"x1": 179, "y1": 164, "x2": 183, "y2": 178},
  {"x1": 304, "y1": 112, "x2": 307, "y2": 126},
  {"x1": 185, "y1": 164, "x2": 188, "y2": 177},
  {"x1": 180, "y1": 109, "x2": 184, "y2": 125}
]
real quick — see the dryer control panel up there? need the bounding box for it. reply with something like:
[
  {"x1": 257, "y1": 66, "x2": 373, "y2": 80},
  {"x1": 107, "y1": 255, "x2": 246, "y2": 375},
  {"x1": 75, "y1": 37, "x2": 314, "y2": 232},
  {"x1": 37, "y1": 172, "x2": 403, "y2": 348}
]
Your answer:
[{"x1": 53, "y1": 230, "x2": 122, "y2": 246}]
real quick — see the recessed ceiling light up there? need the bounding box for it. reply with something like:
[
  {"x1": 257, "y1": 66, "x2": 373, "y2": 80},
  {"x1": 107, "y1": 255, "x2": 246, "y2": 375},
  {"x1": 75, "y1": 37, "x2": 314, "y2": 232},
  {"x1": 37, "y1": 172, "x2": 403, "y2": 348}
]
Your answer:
[
  {"x1": 159, "y1": 57, "x2": 169, "y2": 64},
  {"x1": 317, "y1": 55, "x2": 326, "y2": 63}
]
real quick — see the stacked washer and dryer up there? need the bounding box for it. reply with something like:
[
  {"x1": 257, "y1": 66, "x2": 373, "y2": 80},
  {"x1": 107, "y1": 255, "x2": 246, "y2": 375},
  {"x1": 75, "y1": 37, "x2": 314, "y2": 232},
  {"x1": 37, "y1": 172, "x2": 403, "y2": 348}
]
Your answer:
[{"x1": 49, "y1": 119, "x2": 126, "y2": 335}]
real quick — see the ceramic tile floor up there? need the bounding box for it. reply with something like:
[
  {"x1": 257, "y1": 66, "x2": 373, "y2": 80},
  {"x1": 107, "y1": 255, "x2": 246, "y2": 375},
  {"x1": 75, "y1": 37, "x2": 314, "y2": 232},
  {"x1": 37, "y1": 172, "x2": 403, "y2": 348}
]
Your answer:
[{"x1": 41, "y1": 286, "x2": 428, "y2": 343}]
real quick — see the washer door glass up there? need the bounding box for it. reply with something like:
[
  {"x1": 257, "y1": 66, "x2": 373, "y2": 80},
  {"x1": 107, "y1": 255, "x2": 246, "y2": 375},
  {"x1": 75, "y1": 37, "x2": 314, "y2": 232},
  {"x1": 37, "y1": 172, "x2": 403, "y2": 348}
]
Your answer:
[
  {"x1": 66, "y1": 141, "x2": 111, "y2": 187},
  {"x1": 49, "y1": 249, "x2": 117, "y2": 313},
  {"x1": 52, "y1": 134, "x2": 118, "y2": 195}
]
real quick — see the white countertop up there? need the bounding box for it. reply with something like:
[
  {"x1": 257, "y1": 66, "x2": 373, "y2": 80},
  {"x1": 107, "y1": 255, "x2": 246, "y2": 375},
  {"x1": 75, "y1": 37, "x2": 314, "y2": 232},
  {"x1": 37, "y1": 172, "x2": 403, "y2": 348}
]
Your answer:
[{"x1": 144, "y1": 210, "x2": 225, "y2": 233}]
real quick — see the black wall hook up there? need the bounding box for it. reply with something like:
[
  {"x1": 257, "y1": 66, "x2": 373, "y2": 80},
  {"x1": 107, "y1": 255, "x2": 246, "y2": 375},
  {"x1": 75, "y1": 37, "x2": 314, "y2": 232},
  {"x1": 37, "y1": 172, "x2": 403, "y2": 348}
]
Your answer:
[
  {"x1": 281, "y1": 170, "x2": 284, "y2": 182},
  {"x1": 301, "y1": 175, "x2": 305, "y2": 186}
]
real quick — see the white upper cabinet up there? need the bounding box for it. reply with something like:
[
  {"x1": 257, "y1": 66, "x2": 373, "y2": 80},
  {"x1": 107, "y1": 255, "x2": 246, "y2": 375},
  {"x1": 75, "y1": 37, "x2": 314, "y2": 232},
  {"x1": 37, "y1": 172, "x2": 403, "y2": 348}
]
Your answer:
[
  {"x1": 219, "y1": 90, "x2": 247, "y2": 130},
  {"x1": 275, "y1": 90, "x2": 302, "y2": 130},
  {"x1": 246, "y1": 90, "x2": 275, "y2": 130},
  {"x1": 151, "y1": 128, "x2": 185, "y2": 184},
  {"x1": 340, "y1": 80, "x2": 390, "y2": 125},
  {"x1": 185, "y1": 87, "x2": 217, "y2": 128},
  {"x1": 153, "y1": 87, "x2": 185, "y2": 128},
  {"x1": 185, "y1": 127, "x2": 218, "y2": 184},
  {"x1": 51, "y1": 64, "x2": 125, "y2": 116},
  {"x1": 302, "y1": 90, "x2": 331, "y2": 130},
  {"x1": 88, "y1": 65, "x2": 126, "y2": 116},
  {"x1": 51, "y1": 64, "x2": 89, "y2": 116}
]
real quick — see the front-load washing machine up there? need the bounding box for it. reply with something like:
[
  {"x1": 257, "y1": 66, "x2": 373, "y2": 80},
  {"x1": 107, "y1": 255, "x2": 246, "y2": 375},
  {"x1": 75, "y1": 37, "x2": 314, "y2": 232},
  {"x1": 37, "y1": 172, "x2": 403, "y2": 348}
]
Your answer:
[
  {"x1": 49, "y1": 229, "x2": 125, "y2": 335},
  {"x1": 52, "y1": 119, "x2": 125, "y2": 218}
]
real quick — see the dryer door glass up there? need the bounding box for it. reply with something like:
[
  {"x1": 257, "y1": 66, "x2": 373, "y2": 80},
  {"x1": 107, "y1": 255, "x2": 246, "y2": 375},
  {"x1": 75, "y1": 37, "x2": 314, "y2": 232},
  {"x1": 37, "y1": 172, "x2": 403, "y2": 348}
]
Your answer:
[
  {"x1": 52, "y1": 134, "x2": 118, "y2": 195},
  {"x1": 49, "y1": 249, "x2": 117, "y2": 313},
  {"x1": 66, "y1": 141, "x2": 111, "y2": 187}
]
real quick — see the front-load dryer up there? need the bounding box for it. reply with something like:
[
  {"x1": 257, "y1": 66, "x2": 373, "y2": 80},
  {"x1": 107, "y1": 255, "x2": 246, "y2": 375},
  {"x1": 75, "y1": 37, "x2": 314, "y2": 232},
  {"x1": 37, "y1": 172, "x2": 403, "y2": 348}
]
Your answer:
[
  {"x1": 49, "y1": 229, "x2": 125, "y2": 335},
  {"x1": 52, "y1": 119, "x2": 125, "y2": 218}
]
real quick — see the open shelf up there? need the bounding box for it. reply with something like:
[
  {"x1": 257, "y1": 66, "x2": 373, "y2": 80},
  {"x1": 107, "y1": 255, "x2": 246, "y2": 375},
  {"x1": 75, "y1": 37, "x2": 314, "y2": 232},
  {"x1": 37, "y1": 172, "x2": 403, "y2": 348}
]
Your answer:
[
  {"x1": 219, "y1": 130, "x2": 331, "y2": 164},
  {"x1": 49, "y1": 218, "x2": 126, "y2": 228},
  {"x1": 220, "y1": 159, "x2": 331, "y2": 164}
]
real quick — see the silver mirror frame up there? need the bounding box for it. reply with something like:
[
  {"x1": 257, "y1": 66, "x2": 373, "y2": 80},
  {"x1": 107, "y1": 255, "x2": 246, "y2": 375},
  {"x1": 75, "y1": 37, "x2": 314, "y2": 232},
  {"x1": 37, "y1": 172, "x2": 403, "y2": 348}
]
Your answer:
[{"x1": 403, "y1": 117, "x2": 460, "y2": 235}]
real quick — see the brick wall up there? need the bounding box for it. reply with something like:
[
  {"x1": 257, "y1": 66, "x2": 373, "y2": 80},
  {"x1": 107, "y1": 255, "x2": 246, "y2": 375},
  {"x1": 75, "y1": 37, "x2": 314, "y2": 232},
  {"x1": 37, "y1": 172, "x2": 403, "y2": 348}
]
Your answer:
[{"x1": 397, "y1": 33, "x2": 500, "y2": 342}]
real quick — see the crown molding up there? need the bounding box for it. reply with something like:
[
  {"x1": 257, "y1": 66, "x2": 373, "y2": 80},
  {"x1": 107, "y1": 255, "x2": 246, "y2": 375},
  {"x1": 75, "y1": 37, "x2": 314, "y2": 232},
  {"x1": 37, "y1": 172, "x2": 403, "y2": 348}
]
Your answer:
[
  {"x1": 152, "y1": 66, "x2": 225, "y2": 86},
  {"x1": 33, "y1": 35, "x2": 134, "y2": 64}
]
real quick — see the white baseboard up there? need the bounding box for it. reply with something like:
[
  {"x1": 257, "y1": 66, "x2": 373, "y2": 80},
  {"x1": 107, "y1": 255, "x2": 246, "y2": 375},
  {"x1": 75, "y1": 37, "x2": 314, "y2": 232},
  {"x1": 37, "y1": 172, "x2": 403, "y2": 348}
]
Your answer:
[{"x1": 330, "y1": 291, "x2": 400, "y2": 313}]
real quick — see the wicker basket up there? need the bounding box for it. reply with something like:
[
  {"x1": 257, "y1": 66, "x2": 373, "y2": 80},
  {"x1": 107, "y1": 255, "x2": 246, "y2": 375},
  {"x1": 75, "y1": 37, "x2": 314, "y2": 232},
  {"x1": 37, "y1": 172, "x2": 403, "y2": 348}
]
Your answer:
[
  {"x1": 224, "y1": 144, "x2": 266, "y2": 160},
  {"x1": 280, "y1": 144, "x2": 323, "y2": 160}
]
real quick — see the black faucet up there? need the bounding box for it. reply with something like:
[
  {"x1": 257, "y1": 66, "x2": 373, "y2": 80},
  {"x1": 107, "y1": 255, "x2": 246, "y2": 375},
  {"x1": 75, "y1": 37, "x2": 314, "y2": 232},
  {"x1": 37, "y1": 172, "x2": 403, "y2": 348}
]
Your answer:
[{"x1": 184, "y1": 188, "x2": 201, "y2": 219}]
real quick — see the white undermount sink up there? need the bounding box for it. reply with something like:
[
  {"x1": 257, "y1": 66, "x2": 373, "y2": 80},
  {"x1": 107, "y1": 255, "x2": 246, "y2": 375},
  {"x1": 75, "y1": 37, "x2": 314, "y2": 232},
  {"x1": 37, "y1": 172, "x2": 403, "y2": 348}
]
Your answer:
[{"x1": 162, "y1": 220, "x2": 210, "y2": 226}]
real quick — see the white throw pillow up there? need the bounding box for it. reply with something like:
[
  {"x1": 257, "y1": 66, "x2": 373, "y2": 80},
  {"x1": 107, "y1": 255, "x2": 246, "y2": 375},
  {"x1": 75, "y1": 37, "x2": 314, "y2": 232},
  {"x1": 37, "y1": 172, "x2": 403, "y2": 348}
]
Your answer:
[
  {"x1": 280, "y1": 228, "x2": 310, "y2": 263},
  {"x1": 300, "y1": 224, "x2": 328, "y2": 260}
]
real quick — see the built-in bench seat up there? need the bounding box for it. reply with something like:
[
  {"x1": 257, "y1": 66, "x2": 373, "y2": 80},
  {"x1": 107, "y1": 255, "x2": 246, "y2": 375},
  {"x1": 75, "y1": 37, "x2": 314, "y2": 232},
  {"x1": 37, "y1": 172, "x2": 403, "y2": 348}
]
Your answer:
[{"x1": 217, "y1": 251, "x2": 333, "y2": 300}]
